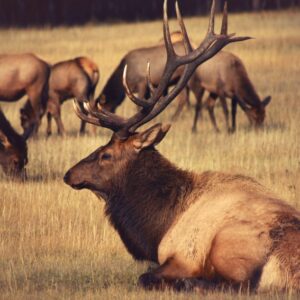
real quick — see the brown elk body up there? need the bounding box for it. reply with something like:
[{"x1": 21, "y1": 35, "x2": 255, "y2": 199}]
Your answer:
[
  {"x1": 96, "y1": 40, "x2": 187, "y2": 114},
  {"x1": 21, "y1": 57, "x2": 99, "y2": 136},
  {"x1": 0, "y1": 108, "x2": 28, "y2": 178},
  {"x1": 188, "y1": 51, "x2": 271, "y2": 132},
  {"x1": 0, "y1": 53, "x2": 50, "y2": 138},
  {"x1": 64, "y1": 0, "x2": 299, "y2": 293}
]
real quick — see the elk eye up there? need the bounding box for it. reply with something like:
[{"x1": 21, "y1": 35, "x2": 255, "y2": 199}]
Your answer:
[{"x1": 101, "y1": 153, "x2": 112, "y2": 161}]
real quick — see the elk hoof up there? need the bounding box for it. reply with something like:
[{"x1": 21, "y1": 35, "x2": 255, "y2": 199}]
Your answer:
[{"x1": 138, "y1": 273, "x2": 164, "y2": 290}]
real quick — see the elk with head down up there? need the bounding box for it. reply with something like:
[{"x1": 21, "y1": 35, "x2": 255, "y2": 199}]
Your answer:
[
  {"x1": 21, "y1": 56, "x2": 99, "y2": 136},
  {"x1": 188, "y1": 53, "x2": 272, "y2": 133},
  {"x1": 0, "y1": 53, "x2": 50, "y2": 139},
  {"x1": 0, "y1": 108, "x2": 28, "y2": 178},
  {"x1": 64, "y1": 0, "x2": 300, "y2": 293},
  {"x1": 168, "y1": 33, "x2": 272, "y2": 133}
]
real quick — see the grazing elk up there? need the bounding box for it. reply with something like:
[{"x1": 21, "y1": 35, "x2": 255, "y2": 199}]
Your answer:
[
  {"x1": 65, "y1": 1, "x2": 300, "y2": 293},
  {"x1": 0, "y1": 108, "x2": 28, "y2": 178},
  {"x1": 0, "y1": 53, "x2": 50, "y2": 139},
  {"x1": 21, "y1": 57, "x2": 99, "y2": 136},
  {"x1": 188, "y1": 51, "x2": 272, "y2": 133}
]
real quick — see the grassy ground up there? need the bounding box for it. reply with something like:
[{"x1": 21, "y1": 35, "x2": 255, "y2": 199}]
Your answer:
[{"x1": 0, "y1": 8, "x2": 300, "y2": 299}]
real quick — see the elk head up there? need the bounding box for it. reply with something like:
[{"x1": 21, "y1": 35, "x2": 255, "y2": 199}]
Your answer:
[
  {"x1": 20, "y1": 101, "x2": 43, "y2": 138},
  {"x1": 64, "y1": 0, "x2": 250, "y2": 197},
  {"x1": 238, "y1": 96, "x2": 272, "y2": 127},
  {"x1": 0, "y1": 110, "x2": 28, "y2": 178}
]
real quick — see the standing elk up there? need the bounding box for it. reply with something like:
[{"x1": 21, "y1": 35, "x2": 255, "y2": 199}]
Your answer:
[
  {"x1": 0, "y1": 53, "x2": 50, "y2": 139},
  {"x1": 21, "y1": 57, "x2": 99, "y2": 136},
  {"x1": 66, "y1": 0, "x2": 300, "y2": 293},
  {"x1": 188, "y1": 51, "x2": 272, "y2": 133},
  {"x1": 0, "y1": 108, "x2": 28, "y2": 178}
]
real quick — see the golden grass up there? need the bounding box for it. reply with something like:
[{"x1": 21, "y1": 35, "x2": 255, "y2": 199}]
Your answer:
[{"x1": 0, "y1": 9, "x2": 300, "y2": 299}]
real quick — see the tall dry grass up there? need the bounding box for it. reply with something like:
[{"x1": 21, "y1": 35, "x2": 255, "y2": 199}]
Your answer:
[{"x1": 0, "y1": 9, "x2": 300, "y2": 299}]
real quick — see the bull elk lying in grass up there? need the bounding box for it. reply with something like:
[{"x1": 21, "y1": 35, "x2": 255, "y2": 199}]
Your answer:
[
  {"x1": 0, "y1": 53, "x2": 50, "y2": 139},
  {"x1": 0, "y1": 108, "x2": 28, "y2": 178},
  {"x1": 21, "y1": 57, "x2": 99, "y2": 136},
  {"x1": 65, "y1": 0, "x2": 300, "y2": 293}
]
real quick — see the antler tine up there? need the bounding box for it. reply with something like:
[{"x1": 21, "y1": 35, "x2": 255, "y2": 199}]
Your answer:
[
  {"x1": 123, "y1": 65, "x2": 152, "y2": 108},
  {"x1": 221, "y1": 1, "x2": 228, "y2": 35},
  {"x1": 73, "y1": 99, "x2": 101, "y2": 127},
  {"x1": 74, "y1": 98, "x2": 126, "y2": 132},
  {"x1": 146, "y1": 62, "x2": 156, "y2": 96},
  {"x1": 175, "y1": 1, "x2": 193, "y2": 54},
  {"x1": 163, "y1": 0, "x2": 176, "y2": 58},
  {"x1": 208, "y1": 0, "x2": 216, "y2": 35}
]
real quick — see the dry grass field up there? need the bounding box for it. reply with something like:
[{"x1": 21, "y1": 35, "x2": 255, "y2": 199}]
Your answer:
[{"x1": 0, "y1": 8, "x2": 300, "y2": 299}]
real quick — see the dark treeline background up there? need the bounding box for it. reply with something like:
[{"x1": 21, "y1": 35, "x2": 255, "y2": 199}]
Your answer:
[{"x1": 0, "y1": 0, "x2": 299, "y2": 27}]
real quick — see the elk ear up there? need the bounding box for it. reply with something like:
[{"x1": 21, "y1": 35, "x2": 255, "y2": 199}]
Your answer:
[
  {"x1": 133, "y1": 123, "x2": 171, "y2": 150},
  {"x1": 262, "y1": 96, "x2": 271, "y2": 107},
  {"x1": 0, "y1": 130, "x2": 10, "y2": 148}
]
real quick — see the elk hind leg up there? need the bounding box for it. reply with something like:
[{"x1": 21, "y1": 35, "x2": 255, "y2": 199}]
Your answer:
[
  {"x1": 209, "y1": 225, "x2": 268, "y2": 291},
  {"x1": 206, "y1": 93, "x2": 220, "y2": 132},
  {"x1": 46, "y1": 112, "x2": 52, "y2": 137}
]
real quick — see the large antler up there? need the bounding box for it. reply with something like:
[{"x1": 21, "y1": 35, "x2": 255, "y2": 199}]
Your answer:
[{"x1": 74, "y1": 0, "x2": 251, "y2": 138}]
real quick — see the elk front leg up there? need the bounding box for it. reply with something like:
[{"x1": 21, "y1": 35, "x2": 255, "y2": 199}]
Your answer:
[
  {"x1": 206, "y1": 93, "x2": 220, "y2": 132},
  {"x1": 138, "y1": 258, "x2": 213, "y2": 292},
  {"x1": 191, "y1": 87, "x2": 205, "y2": 133},
  {"x1": 230, "y1": 96, "x2": 238, "y2": 133},
  {"x1": 220, "y1": 96, "x2": 229, "y2": 132},
  {"x1": 79, "y1": 120, "x2": 86, "y2": 135}
]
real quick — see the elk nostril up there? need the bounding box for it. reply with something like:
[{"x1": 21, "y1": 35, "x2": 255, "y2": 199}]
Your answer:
[{"x1": 63, "y1": 170, "x2": 71, "y2": 184}]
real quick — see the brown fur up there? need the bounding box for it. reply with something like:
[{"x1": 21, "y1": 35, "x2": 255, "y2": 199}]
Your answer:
[
  {"x1": 187, "y1": 51, "x2": 272, "y2": 132},
  {"x1": 96, "y1": 39, "x2": 187, "y2": 113},
  {"x1": 0, "y1": 53, "x2": 50, "y2": 138},
  {"x1": 64, "y1": 123, "x2": 300, "y2": 292},
  {"x1": 0, "y1": 108, "x2": 28, "y2": 177},
  {"x1": 21, "y1": 56, "x2": 99, "y2": 136}
]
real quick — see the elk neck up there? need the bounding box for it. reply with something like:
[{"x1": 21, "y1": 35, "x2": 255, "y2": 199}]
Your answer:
[
  {"x1": 104, "y1": 147, "x2": 195, "y2": 263},
  {"x1": 98, "y1": 59, "x2": 126, "y2": 112}
]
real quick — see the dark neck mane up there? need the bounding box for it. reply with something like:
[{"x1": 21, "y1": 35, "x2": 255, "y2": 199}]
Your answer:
[{"x1": 105, "y1": 148, "x2": 194, "y2": 262}]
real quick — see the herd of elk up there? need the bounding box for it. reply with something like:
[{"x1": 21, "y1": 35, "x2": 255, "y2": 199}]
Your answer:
[
  {"x1": 96, "y1": 32, "x2": 271, "y2": 133},
  {"x1": 21, "y1": 56, "x2": 99, "y2": 136},
  {"x1": 0, "y1": 53, "x2": 50, "y2": 139},
  {"x1": 64, "y1": 0, "x2": 300, "y2": 293},
  {"x1": 0, "y1": 108, "x2": 28, "y2": 178}
]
